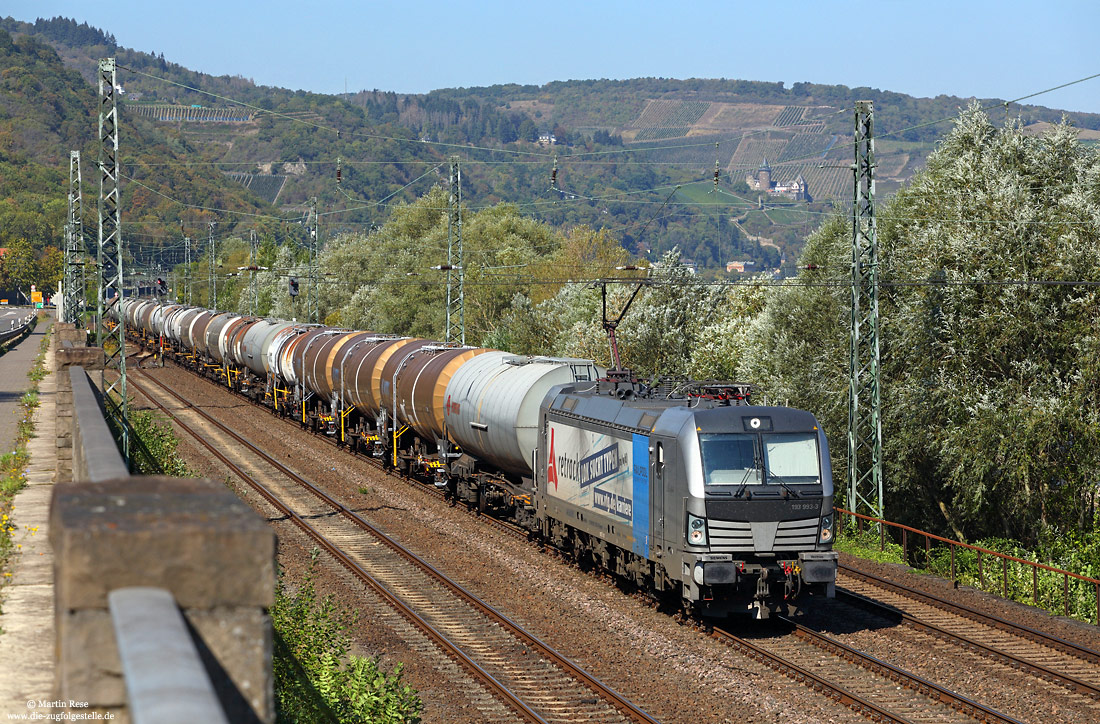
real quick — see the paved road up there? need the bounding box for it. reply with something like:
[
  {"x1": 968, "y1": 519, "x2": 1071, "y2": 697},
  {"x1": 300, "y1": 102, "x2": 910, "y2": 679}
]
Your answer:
[
  {"x1": 0, "y1": 306, "x2": 34, "y2": 335},
  {"x1": 0, "y1": 310, "x2": 53, "y2": 456}
]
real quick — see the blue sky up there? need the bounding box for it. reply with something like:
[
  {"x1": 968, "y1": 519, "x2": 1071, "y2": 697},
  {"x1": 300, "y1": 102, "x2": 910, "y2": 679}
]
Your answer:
[{"x1": 7, "y1": 1, "x2": 1100, "y2": 114}]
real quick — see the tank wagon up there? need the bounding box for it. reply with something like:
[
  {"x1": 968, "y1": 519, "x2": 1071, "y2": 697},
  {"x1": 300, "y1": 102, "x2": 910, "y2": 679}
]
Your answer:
[{"x1": 118, "y1": 300, "x2": 837, "y2": 619}]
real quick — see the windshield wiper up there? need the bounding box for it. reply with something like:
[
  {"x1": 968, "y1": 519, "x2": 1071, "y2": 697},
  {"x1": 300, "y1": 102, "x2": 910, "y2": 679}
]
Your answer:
[
  {"x1": 733, "y1": 448, "x2": 763, "y2": 498},
  {"x1": 765, "y1": 468, "x2": 801, "y2": 498},
  {"x1": 732, "y1": 467, "x2": 756, "y2": 498}
]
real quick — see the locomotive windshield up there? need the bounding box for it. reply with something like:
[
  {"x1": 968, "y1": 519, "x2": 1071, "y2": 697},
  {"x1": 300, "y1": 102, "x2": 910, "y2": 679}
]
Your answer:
[
  {"x1": 700, "y1": 432, "x2": 820, "y2": 487},
  {"x1": 762, "y1": 432, "x2": 821, "y2": 484},
  {"x1": 700, "y1": 433, "x2": 760, "y2": 485}
]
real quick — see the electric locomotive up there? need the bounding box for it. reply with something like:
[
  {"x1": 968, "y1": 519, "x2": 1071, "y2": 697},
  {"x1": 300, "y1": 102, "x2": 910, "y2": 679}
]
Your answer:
[{"x1": 529, "y1": 375, "x2": 836, "y2": 619}]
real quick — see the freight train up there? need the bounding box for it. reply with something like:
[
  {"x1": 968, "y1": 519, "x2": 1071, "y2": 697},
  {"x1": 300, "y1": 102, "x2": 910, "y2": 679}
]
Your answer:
[{"x1": 117, "y1": 299, "x2": 838, "y2": 619}]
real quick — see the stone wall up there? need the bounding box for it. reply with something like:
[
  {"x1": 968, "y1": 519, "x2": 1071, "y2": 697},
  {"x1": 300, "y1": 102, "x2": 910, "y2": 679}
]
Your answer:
[
  {"x1": 50, "y1": 477, "x2": 275, "y2": 723},
  {"x1": 49, "y1": 326, "x2": 275, "y2": 722},
  {"x1": 52, "y1": 326, "x2": 103, "y2": 484}
]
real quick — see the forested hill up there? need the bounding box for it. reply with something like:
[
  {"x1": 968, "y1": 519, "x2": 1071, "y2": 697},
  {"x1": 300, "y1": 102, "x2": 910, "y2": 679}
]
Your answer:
[
  {"x1": 0, "y1": 15, "x2": 441, "y2": 283},
  {"x1": 6, "y1": 14, "x2": 1100, "y2": 277},
  {"x1": 0, "y1": 25, "x2": 277, "y2": 273}
]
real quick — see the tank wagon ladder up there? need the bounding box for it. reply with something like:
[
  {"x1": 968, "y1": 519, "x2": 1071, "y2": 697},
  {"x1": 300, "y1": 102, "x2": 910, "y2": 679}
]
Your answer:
[
  {"x1": 338, "y1": 404, "x2": 354, "y2": 442},
  {"x1": 297, "y1": 388, "x2": 314, "y2": 425},
  {"x1": 272, "y1": 381, "x2": 293, "y2": 413},
  {"x1": 390, "y1": 424, "x2": 410, "y2": 468},
  {"x1": 221, "y1": 363, "x2": 239, "y2": 389},
  {"x1": 335, "y1": 387, "x2": 371, "y2": 447}
]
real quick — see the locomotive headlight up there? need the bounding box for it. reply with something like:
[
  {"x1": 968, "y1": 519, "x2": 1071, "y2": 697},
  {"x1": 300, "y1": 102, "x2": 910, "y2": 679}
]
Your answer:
[
  {"x1": 687, "y1": 514, "x2": 708, "y2": 546},
  {"x1": 819, "y1": 515, "x2": 834, "y2": 543}
]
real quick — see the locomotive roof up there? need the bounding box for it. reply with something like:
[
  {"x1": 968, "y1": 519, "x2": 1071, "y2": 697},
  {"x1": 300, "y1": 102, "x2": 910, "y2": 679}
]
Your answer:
[{"x1": 547, "y1": 383, "x2": 819, "y2": 436}]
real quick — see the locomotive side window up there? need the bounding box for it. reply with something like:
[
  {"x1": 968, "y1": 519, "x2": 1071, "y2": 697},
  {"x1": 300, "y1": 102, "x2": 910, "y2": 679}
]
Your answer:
[
  {"x1": 762, "y1": 433, "x2": 820, "y2": 484},
  {"x1": 699, "y1": 433, "x2": 761, "y2": 486}
]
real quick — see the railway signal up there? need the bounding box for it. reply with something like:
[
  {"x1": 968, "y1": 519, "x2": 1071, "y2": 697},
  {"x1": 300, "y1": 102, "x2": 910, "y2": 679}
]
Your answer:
[{"x1": 288, "y1": 276, "x2": 299, "y2": 297}]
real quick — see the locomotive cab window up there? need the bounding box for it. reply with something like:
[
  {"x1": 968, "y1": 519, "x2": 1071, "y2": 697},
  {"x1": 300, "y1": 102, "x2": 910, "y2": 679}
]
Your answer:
[
  {"x1": 700, "y1": 432, "x2": 821, "y2": 487},
  {"x1": 700, "y1": 433, "x2": 761, "y2": 486},
  {"x1": 762, "y1": 432, "x2": 820, "y2": 485}
]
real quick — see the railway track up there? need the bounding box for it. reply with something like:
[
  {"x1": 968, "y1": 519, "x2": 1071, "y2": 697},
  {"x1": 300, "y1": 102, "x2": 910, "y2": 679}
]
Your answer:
[
  {"x1": 836, "y1": 566, "x2": 1100, "y2": 701},
  {"x1": 714, "y1": 621, "x2": 1023, "y2": 724},
  {"x1": 128, "y1": 368, "x2": 660, "y2": 724},
  {"x1": 133, "y1": 351, "x2": 1100, "y2": 723}
]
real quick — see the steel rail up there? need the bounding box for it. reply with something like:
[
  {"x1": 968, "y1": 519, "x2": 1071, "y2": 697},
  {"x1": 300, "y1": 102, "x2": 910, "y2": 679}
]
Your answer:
[
  {"x1": 711, "y1": 627, "x2": 915, "y2": 724},
  {"x1": 779, "y1": 618, "x2": 1026, "y2": 724},
  {"x1": 840, "y1": 565, "x2": 1100, "y2": 665},
  {"x1": 130, "y1": 369, "x2": 660, "y2": 724},
  {"x1": 836, "y1": 586, "x2": 1100, "y2": 700}
]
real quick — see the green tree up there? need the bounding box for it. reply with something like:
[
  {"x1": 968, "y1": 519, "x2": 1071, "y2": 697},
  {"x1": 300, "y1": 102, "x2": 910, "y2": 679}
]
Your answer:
[
  {"x1": 36, "y1": 245, "x2": 64, "y2": 293},
  {"x1": 738, "y1": 106, "x2": 1100, "y2": 544},
  {"x1": 0, "y1": 239, "x2": 40, "y2": 298}
]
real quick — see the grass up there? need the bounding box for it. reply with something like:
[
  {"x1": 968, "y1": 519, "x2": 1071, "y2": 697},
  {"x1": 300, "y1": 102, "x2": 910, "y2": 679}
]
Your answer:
[
  {"x1": 763, "y1": 206, "x2": 813, "y2": 226},
  {"x1": 128, "y1": 409, "x2": 196, "y2": 478},
  {"x1": 836, "y1": 518, "x2": 1100, "y2": 625},
  {"x1": 674, "y1": 182, "x2": 728, "y2": 206},
  {"x1": 274, "y1": 556, "x2": 422, "y2": 723},
  {"x1": 833, "y1": 527, "x2": 908, "y2": 566}
]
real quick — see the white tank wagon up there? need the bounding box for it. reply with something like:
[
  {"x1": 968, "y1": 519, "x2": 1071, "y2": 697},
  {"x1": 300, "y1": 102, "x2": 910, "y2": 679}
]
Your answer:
[
  {"x1": 220, "y1": 316, "x2": 258, "y2": 367},
  {"x1": 162, "y1": 303, "x2": 198, "y2": 338},
  {"x1": 202, "y1": 313, "x2": 240, "y2": 363},
  {"x1": 238, "y1": 320, "x2": 295, "y2": 377},
  {"x1": 443, "y1": 353, "x2": 600, "y2": 477},
  {"x1": 167, "y1": 307, "x2": 202, "y2": 345}
]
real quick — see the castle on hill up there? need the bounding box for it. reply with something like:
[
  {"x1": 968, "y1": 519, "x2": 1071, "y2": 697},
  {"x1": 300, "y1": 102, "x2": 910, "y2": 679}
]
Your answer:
[{"x1": 746, "y1": 158, "x2": 811, "y2": 202}]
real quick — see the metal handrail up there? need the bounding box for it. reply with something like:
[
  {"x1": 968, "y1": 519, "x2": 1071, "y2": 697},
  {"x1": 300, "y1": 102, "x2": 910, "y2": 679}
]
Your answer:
[
  {"x1": 837, "y1": 507, "x2": 1100, "y2": 625},
  {"x1": 0, "y1": 312, "x2": 35, "y2": 345},
  {"x1": 109, "y1": 587, "x2": 229, "y2": 724}
]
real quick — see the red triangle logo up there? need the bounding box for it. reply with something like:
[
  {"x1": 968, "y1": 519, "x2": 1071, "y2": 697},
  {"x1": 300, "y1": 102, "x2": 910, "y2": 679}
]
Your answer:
[{"x1": 547, "y1": 427, "x2": 558, "y2": 490}]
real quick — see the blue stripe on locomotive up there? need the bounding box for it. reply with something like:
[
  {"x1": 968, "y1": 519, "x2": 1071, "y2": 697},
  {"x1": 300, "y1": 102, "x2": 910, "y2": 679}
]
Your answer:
[{"x1": 632, "y1": 433, "x2": 649, "y2": 558}]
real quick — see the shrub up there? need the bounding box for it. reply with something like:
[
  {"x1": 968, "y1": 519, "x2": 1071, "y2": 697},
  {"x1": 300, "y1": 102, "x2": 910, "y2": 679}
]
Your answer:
[{"x1": 273, "y1": 559, "x2": 421, "y2": 724}]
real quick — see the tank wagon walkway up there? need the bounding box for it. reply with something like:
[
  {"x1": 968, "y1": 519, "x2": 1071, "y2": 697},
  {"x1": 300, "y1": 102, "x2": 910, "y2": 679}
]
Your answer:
[{"x1": 0, "y1": 317, "x2": 56, "y2": 714}]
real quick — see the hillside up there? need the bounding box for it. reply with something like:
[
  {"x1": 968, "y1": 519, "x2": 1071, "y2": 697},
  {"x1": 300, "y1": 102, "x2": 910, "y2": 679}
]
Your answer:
[
  {"x1": 6, "y1": 14, "x2": 1100, "y2": 275},
  {"x1": 423, "y1": 78, "x2": 1100, "y2": 198},
  {"x1": 0, "y1": 22, "x2": 282, "y2": 279}
]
